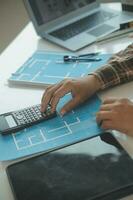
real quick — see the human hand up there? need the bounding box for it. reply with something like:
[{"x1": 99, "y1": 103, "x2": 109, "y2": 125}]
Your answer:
[
  {"x1": 41, "y1": 75, "x2": 101, "y2": 115},
  {"x1": 96, "y1": 98, "x2": 133, "y2": 136}
]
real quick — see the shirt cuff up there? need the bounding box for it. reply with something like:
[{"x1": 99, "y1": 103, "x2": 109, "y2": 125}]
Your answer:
[{"x1": 89, "y1": 63, "x2": 122, "y2": 90}]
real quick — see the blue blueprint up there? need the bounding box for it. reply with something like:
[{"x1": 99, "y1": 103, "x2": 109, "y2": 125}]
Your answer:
[
  {"x1": 0, "y1": 94, "x2": 102, "y2": 161},
  {"x1": 1, "y1": 51, "x2": 112, "y2": 161},
  {"x1": 9, "y1": 51, "x2": 111, "y2": 86}
]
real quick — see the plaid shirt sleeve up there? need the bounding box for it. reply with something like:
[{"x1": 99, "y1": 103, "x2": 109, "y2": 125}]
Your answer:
[{"x1": 92, "y1": 43, "x2": 133, "y2": 89}]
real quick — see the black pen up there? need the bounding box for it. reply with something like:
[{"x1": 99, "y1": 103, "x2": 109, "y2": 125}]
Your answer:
[
  {"x1": 63, "y1": 56, "x2": 101, "y2": 62},
  {"x1": 56, "y1": 54, "x2": 102, "y2": 63}
]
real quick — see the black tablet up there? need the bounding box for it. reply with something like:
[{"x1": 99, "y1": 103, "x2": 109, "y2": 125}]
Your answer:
[{"x1": 6, "y1": 132, "x2": 133, "y2": 200}]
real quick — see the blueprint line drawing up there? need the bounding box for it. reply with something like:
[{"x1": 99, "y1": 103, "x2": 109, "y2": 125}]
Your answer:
[
  {"x1": 11, "y1": 109, "x2": 95, "y2": 151},
  {"x1": 1, "y1": 51, "x2": 112, "y2": 161},
  {"x1": 0, "y1": 94, "x2": 102, "y2": 161},
  {"x1": 9, "y1": 51, "x2": 111, "y2": 86}
]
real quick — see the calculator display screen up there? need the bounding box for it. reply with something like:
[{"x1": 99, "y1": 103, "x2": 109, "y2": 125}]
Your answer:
[{"x1": 5, "y1": 115, "x2": 17, "y2": 128}]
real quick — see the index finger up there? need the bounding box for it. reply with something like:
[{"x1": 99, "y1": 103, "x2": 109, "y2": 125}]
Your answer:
[
  {"x1": 102, "y1": 97, "x2": 118, "y2": 105},
  {"x1": 96, "y1": 111, "x2": 113, "y2": 124},
  {"x1": 41, "y1": 83, "x2": 62, "y2": 112}
]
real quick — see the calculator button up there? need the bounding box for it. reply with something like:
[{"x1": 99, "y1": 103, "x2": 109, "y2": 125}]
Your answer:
[
  {"x1": 27, "y1": 120, "x2": 32, "y2": 123},
  {"x1": 19, "y1": 121, "x2": 25, "y2": 125},
  {"x1": 16, "y1": 114, "x2": 24, "y2": 120},
  {"x1": 10, "y1": 104, "x2": 56, "y2": 131},
  {"x1": 17, "y1": 121, "x2": 21, "y2": 125},
  {"x1": 31, "y1": 118, "x2": 35, "y2": 121}
]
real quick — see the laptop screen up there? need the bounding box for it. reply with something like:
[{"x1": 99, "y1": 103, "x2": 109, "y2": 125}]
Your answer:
[{"x1": 28, "y1": 0, "x2": 96, "y2": 25}]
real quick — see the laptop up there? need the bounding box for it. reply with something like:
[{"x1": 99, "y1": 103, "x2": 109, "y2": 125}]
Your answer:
[{"x1": 23, "y1": 0, "x2": 133, "y2": 51}]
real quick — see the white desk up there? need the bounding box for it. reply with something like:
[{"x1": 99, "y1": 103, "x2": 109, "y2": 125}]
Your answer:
[{"x1": 0, "y1": 18, "x2": 133, "y2": 200}]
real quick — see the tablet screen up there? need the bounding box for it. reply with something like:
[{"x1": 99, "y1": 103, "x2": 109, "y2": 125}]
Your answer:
[{"x1": 7, "y1": 133, "x2": 133, "y2": 200}]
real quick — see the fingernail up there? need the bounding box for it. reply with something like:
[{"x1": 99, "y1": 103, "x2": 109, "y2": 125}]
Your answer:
[
  {"x1": 60, "y1": 110, "x2": 66, "y2": 116},
  {"x1": 98, "y1": 120, "x2": 103, "y2": 127},
  {"x1": 40, "y1": 106, "x2": 44, "y2": 112},
  {"x1": 51, "y1": 108, "x2": 56, "y2": 113}
]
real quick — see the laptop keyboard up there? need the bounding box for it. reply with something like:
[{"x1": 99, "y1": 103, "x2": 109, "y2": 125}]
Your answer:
[{"x1": 50, "y1": 11, "x2": 117, "y2": 41}]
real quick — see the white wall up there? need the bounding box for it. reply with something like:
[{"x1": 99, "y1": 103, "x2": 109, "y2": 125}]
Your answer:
[
  {"x1": 0, "y1": 0, "x2": 121, "y2": 54},
  {"x1": 0, "y1": 0, "x2": 29, "y2": 53}
]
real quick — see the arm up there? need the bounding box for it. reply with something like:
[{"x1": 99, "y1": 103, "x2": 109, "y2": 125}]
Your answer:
[
  {"x1": 41, "y1": 43, "x2": 133, "y2": 115},
  {"x1": 93, "y1": 43, "x2": 133, "y2": 89},
  {"x1": 95, "y1": 44, "x2": 133, "y2": 136}
]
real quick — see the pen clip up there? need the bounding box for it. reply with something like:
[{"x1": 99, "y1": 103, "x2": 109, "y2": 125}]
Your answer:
[{"x1": 78, "y1": 52, "x2": 100, "y2": 58}]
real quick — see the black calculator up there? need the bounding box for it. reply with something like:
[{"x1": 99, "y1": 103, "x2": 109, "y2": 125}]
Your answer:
[{"x1": 0, "y1": 105, "x2": 57, "y2": 135}]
